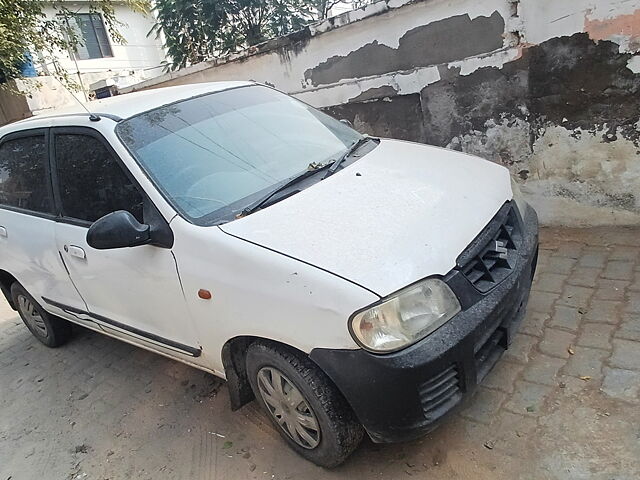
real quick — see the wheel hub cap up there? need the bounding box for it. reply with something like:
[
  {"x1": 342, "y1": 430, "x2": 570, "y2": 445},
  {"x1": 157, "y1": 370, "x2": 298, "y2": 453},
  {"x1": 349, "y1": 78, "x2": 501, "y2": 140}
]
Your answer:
[
  {"x1": 256, "y1": 366, "x2": 321, "y2": 449},
  {"x1": 17, "y1": 294, "x2": 48, "y2": 337}
]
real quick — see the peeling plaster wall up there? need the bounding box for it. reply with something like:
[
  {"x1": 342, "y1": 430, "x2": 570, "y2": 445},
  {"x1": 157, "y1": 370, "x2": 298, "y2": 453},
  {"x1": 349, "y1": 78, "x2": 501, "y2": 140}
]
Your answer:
[{"x1": 122, "y1": 0, "x2": 640, "y2": 226}]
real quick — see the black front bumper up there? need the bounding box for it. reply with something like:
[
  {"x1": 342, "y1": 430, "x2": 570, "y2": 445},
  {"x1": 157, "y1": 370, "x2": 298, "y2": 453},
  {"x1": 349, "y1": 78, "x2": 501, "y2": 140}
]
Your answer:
[{"x1": 309, "y1": 204, "x2": 539, "y2": 443}]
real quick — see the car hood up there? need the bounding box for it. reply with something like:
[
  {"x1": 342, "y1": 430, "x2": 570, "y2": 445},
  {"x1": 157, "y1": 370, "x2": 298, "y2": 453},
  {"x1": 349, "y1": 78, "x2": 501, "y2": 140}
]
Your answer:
[{"x1": 219, "y1": 139, "x2": 512, "y2": 297}]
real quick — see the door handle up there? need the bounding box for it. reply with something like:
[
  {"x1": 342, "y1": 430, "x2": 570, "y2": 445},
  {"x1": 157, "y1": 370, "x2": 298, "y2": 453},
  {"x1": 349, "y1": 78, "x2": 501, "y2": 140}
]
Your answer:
[
  {"x1": 0, "y1": 226, "x2": 6, "y2": 237},
  {"x1": 64, "y1": 244, "x2": 86, "y2": 259}
]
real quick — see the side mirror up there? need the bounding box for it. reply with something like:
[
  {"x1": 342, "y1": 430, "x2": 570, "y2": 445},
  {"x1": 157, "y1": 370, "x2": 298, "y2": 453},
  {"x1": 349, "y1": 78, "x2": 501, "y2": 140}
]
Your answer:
[
  {"x1": 340, "y1": 118, "x2": 354, "y2": 128},
  {"x1": 86, "y1": 210, "x2": 151, "y2": 250}
]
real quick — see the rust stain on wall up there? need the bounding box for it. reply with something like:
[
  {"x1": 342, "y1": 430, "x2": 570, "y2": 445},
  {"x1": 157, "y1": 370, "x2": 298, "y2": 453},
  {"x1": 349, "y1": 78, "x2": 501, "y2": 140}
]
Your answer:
[
  {"x1": 304, "y1": 11, "x2": 505, "y2": 86},
  {"x1": 585, "y1": 8, "x2": 640, "y2": 48}
]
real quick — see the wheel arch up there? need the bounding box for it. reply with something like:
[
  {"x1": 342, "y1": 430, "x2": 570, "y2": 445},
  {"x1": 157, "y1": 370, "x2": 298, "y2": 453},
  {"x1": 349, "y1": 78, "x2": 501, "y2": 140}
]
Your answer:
[
  {"x1": 221, "y1": 335, "x2": 315, "y2": 411},
  {"x1": 0, "y1": 269, "x2": 18, "y2": 310}
]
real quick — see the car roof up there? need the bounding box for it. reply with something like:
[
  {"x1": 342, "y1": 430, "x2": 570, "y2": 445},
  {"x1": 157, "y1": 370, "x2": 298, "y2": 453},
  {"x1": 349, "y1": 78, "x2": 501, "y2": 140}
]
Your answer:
[{"x1": 1, "y1": 81, "x2": 255, "y2": 133}]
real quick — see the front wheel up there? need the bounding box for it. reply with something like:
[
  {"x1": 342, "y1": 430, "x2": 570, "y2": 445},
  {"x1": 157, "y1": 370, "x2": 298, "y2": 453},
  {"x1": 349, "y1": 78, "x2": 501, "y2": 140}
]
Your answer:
[
  {"x1": 11, "y1": 283, "x2": 72, "y2": 347},
  {"x1": 246, "y1": 342, "x2": 364, "y2": 468}
]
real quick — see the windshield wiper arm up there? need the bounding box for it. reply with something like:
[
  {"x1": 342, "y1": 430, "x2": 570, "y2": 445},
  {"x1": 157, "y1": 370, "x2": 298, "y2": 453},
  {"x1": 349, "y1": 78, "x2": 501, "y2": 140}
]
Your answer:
[
  {"x1": 239, "y1": 162, "x2": 332, "y2": 217},
  {"x1": 323, "y1": 136, "x2": 375, "y2": 179},
  {"x1": 238, "y1": 138, "x2": 376, "y2": 218}
]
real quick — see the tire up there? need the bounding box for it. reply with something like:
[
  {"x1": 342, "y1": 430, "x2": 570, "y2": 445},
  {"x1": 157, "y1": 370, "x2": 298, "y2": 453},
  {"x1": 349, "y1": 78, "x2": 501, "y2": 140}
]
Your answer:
[
  {"x1": 11, "y1": 282, "x2": 72, "y2": 348},
  {"x1": 246, "y1": 341, "x2": 364, "y2": 468}
]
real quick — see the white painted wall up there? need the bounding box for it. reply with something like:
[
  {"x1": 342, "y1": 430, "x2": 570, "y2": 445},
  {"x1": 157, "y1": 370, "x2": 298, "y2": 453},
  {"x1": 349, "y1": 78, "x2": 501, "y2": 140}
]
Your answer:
[
  {"x1": 41, "y1": 1, "x2": 168, "y2": 86},
  {"x1": 122, "y1": 0, "x2": 514, "y2": 108},
  {"x1": 122, "y1": 0, "x2": 639, "y2": 109}
]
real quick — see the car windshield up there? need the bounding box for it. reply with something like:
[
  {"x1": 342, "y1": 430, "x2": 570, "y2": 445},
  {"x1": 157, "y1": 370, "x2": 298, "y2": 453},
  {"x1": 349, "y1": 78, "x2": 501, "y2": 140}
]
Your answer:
[{"x1": 116, "y1": 85, "x2": 362, "y2": 225}]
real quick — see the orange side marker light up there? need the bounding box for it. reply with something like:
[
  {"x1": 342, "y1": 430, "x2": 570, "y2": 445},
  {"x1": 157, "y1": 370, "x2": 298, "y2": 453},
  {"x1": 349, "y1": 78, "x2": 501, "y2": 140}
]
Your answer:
[{"x1": 198, "y1": 289, "x2": 212, "y2": 300}]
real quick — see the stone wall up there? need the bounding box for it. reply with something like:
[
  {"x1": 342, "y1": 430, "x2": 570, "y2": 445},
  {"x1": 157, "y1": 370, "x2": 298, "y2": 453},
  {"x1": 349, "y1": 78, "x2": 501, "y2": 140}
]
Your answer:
[{"x1": 119, "y1": 0, "x2": 640, "y2": 226}]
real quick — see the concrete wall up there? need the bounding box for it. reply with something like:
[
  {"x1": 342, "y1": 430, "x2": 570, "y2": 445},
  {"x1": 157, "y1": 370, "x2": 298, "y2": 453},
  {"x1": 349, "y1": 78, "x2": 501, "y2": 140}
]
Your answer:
[
  {"x1": 0, "y1": 83, "x2": 31, "y2": 126},
  {"x1": 0, "y1": 78, "x2": 89, "y2": 126},
  {"x1": 93, "y1": 1, "x2": 640, "y2": 225}
]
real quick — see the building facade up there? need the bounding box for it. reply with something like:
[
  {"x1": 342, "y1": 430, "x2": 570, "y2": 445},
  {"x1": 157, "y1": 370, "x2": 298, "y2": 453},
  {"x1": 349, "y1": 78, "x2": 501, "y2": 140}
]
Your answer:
[
  {"x1": 0, "y1": 1, "x2": 168, "y2": 125},
  {"x1": 40, "y1": 1, "x2": 169, "y2": 93}
]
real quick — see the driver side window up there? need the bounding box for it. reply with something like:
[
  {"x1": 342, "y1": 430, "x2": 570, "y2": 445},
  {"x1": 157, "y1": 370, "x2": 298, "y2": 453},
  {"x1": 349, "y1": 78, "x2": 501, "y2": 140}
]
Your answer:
[{"x1": 54, "y1": 133, "x2": 143, "y2": 223}]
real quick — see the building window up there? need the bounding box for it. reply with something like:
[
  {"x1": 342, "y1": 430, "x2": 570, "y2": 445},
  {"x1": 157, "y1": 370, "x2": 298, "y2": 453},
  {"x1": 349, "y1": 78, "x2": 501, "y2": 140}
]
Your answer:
[{"x1": 72, "y1": 14, "x2": 113, "y2": 60}]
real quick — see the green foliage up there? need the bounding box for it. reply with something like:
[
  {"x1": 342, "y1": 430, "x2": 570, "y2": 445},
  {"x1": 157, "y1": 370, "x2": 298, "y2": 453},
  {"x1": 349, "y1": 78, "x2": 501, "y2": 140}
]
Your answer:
[
  {"x1": 151, "y1": 0, "x2": 315, "y2": 71},
  {"x1": 152, "y1": 0, "x2": 370, "y2": 72},
  {"x1": 306, "y1": 0, "x2": 346, "y2": 21},
  {"x1": 0, "y1": 0, "x2": 149, "y2": 88}
]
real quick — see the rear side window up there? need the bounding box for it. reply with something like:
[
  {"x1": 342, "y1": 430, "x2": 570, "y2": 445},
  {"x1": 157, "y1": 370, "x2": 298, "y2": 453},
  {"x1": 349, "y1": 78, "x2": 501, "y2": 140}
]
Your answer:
[
  {"x1": 0, "y1": 135, "x2": 54, "y2": 214},
  {"x1": 54, "y1": 133, "x2": 144, "y2": 223}
]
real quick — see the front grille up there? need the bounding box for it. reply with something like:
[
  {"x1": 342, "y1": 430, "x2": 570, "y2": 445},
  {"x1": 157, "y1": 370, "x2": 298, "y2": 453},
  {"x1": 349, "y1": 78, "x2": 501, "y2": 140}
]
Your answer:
[
  {"x1": 457, "y1": 202, "x2": 522, "y2": 293},
  {"x1": 418, "y1": 364, "x2": 463, "y2": 421}
]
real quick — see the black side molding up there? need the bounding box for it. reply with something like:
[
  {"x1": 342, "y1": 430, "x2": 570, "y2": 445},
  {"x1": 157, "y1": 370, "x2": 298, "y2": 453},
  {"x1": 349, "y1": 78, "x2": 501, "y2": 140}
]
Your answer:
[
  {"x1": 42, "y1": 297, "x2": 202, "y2": 357},
  {"x1": 42, "y1": 297, "x2": 86, "y2": 315}
]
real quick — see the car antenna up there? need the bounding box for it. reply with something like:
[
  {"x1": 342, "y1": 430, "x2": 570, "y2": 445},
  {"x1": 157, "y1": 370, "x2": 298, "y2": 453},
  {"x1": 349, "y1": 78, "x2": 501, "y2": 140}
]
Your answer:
[{"x1": 51, "y1": 75, "x2": 101, "y2": 122}]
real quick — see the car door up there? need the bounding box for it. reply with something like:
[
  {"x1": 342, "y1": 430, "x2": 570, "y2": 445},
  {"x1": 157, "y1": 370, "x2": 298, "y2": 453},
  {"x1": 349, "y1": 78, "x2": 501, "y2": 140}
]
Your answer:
[
  {"x1": 0, "y1": 129, "x2": 87, "y2": 315},
  {"x1": 50, "y1": 127, "x2": 201, "y2": 357}
]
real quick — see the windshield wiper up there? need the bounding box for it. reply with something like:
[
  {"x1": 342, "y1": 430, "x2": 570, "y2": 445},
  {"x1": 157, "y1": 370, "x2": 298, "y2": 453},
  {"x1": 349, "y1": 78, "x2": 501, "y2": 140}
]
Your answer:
[
  {"x1": 323, "y1": 136, "x2": 375, "y2": 179},
  {"x1": 239, "y1": 162, "x2": 333, "y2": 217},
  {"x1": 238, "y1": 137, "x2": 377, "y2": 218}
]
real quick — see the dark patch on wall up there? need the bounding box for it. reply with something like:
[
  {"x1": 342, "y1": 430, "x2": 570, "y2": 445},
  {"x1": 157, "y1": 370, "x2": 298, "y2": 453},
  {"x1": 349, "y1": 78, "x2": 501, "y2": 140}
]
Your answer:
[
  {"x1": 416, "y1": 33, "x2": 640, "y2": 148},
  {"x1": 348, "y1": 85, "x2": 398, "y2": 102},
  {"x1": 322, "y1": 33, "x2": 640, "y2": 150},
  {"x1": 527, "y1": 33, "x2": 640, "y2": 145},
  {"x1": 305, "y1": 11, "x2": 505, "y2": 86},
  {"x1": 270, "y1": 27, "x2": 312, "y2": 64},
  {"x1": 324, "y1": 93, "x2": 425, "y2": 142},
  {"x1": 420, "y1": 60, "x2": 529, "y2": 147}
]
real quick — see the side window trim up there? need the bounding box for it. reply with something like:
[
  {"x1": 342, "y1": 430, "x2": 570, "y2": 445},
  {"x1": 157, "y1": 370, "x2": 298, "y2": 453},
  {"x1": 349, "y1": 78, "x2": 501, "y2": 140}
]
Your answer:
[
  {"x1": 49, "y1": 126, "x2": 155, "y2": 228},
  {"x1": 47, "y1": 126, "x2": 64, "y2": 222},
  {"x1": 0, "y1": 128, "x2": 57, "y2": 220}
]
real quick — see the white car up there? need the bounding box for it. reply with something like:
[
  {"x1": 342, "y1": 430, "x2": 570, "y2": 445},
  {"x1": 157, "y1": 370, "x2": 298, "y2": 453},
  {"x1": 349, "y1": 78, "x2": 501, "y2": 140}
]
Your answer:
[{"x1": 0, "y1": 81, "x2": 538, "y2": 467}]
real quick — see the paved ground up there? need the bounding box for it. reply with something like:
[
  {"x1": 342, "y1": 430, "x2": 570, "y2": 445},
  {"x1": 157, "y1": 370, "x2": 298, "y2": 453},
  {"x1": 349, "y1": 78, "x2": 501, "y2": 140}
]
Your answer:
[{"x1": 1, "y1": 227, "x2": 639, "y2": 480}]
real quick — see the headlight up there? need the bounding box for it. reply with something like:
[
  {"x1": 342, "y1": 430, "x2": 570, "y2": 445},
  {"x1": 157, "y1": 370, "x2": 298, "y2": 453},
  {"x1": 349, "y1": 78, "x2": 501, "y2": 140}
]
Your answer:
[
  {"x1": 510, "y1": 177, "x2": 528, "y2": 220},
  {"x1": 350, "y1": 278, "x2": 461, "y2": 353}
]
